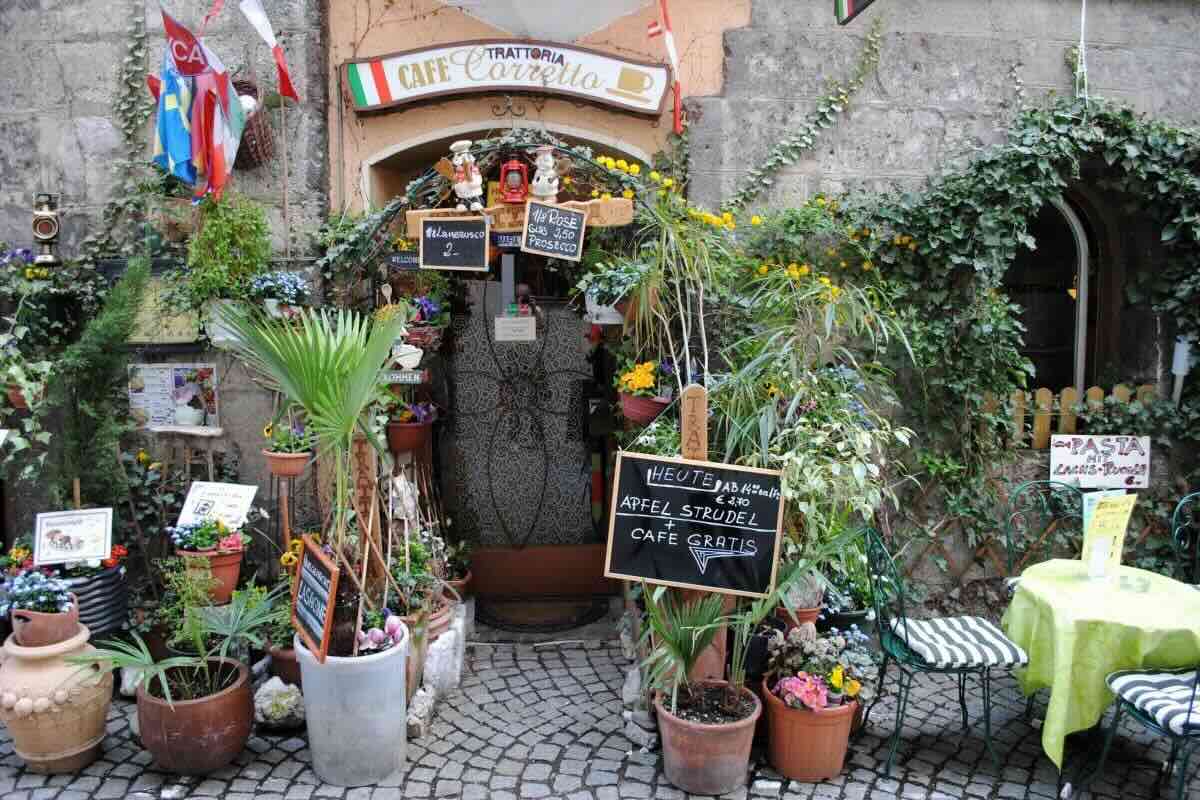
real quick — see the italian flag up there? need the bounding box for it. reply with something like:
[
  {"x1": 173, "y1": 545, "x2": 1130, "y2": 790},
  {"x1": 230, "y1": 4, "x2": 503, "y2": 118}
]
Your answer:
[
  {"x1": 835, "y1": 0, "x2": 877, "y2": 25},
  {"x1": 346, "y1": 60, "x2": 394, "y2": 109}
]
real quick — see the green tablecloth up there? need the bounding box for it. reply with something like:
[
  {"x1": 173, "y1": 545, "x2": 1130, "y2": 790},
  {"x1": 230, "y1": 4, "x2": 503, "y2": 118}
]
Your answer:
[{"x1": 1002, "y1": 559, "x2": 1200, "y2": 768}]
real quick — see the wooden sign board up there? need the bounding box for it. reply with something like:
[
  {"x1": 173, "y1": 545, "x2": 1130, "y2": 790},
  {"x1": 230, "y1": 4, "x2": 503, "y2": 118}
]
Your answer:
[
  {"x1": 292, "y1": 534, "x2": 340, "y2": 663},
  {"x1": 1049, "y1": 434, "x2": 1150, "y2": 489},
  {"x1": 604, "y1": 452, "x2": 785, "y2": 598},
  {"x1": 405, "y1": 197, "x2": 633, "y2": 237},
  {"x1": 521, "y1": 201, "x2": 588, "y2": 261},
  {"x1": 419, "y1": 216, "x2": 489, "y2": 271},
  {"x1": 380, "y1": 369, "x2": 427, "y2": 385},
  {"x1": 33, "y1": 508, "x2": 114, "y2": 566}
]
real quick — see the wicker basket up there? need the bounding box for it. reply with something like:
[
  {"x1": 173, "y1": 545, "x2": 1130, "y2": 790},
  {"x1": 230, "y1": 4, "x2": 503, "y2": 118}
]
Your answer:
[
  {"x1": 233, "y1": 78, "x2": 275, "y2": 170},
  {"x1": 405, "y1": 323, "x2": 445, "y2": 351}
]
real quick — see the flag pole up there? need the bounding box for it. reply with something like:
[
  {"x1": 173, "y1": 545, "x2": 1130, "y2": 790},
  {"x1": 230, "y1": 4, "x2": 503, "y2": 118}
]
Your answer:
[{"x1": 280, "y1": 99, "x2": 290, "y2": 259}]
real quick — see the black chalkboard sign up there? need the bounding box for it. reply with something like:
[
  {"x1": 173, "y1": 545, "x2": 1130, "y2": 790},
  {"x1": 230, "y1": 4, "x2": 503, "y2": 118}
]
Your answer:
[
  {"x1": 604, "y1": 452, "x2": 784, "y2": 598},
  {"x1": 419, "y1": 216, "x2": 489, "y2": 271},
  {"x1": 291, "y1": 535, "x2": 340, "y2": 662},
  {"x1": 387, "y1": 252, "x2": 419, "y2": 271},
  {"x1": 521, "y1": 201, "x2": 587, "y2": 262}
]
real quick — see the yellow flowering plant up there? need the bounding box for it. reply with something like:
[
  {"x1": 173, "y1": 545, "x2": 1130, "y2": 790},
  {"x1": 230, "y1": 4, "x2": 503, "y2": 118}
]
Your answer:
[
  {"x1": 614, "y1": 358, "x2": 666, "y2": 399},
  {"x1": 766, "y1": 625, "x2": 877, "y2": 708}
]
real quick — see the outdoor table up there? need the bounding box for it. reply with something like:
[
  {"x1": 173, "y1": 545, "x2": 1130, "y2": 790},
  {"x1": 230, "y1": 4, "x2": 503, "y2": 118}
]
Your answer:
[{"x1": 1002, "y1": 558, "x2": 1200, "y2": 769}]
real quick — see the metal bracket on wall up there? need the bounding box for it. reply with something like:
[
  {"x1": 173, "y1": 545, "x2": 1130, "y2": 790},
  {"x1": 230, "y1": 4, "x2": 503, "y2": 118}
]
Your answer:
[{"x1": 491, "y1": 94, "x2": 546, "y2": 118}]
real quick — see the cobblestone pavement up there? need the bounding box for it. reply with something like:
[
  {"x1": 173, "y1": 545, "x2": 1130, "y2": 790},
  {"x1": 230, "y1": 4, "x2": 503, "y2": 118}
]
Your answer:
[{"x1": 1, "y1": 639, "x2": 1198, "y2": 800}]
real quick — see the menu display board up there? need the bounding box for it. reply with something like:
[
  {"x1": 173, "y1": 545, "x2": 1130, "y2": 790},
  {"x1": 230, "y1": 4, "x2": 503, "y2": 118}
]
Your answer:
[
  {"x1": 604, "y1": 452, "x2": 785, "y2": 598},
  {"x1": 292, "y1": 535, "x2": 340, "y2": 662},
  {"x1": 128, "y1": 363, "x2": 219, "y2": 428},
  {"x1": 176, "y1": 482, "x2": 259, "y2": 529},
  {"x1": 1050, "y1": 435, "x2": 1150, "y2": 489},
  {"x1": 521, "y1": 201, "x2": 587, "y2": 261},
  {"x1": 419, "y1": 216, "x2": 489, "y2": 271}
]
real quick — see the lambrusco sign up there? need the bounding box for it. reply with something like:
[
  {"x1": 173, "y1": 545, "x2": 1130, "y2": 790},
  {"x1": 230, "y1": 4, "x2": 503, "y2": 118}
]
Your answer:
[
  {"x1": 604, "y1": 452, "x2": 785, "y2": 598},
  {"x1": 345, "y1": 40, "x2": 671, "y2": 117}
]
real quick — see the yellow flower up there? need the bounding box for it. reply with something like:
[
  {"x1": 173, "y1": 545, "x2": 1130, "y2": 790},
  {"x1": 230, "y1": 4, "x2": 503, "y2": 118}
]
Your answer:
[
  {"x1": 289, "y1": 538, "x2": 303, "y2": 555},
  {"x1": 148, "y1": 462, "x2": 163, "y2": 472},
  {"x1": 216, "y1": 519, "x2": 228, "y2": 533},
  {"x1": 562, "y1": 175, "x2": 573, "y2": 185},
  {"x1": 831, "y1": 285, "x2": 842, "y2": 298},
  {"x1": 893, "y1": 234, "x2": 902, "y2": 245},
  {"x1": 786, "y1": 265, "x2": 800, "y2": 279},
  {"x1": 725, "y1": 221, "x2": 736, "y2": 230},
  {"x1": 839, "y1": 260, "x2": 848, "y2": 269},
  {"x1": 900, "y1": 235, "x2": 912, "y2": 245},
  {"x1": 263, "y1": 424, "x2": 274, "y2": 439},
  {"x1": 815, "y1": 197, "x2": 826, "y2": 207},
  {"x1": 657, "y1": 189, "x2": 667, "y2": 198},
  {"x1": 831, "y1": 665, "x2": 844, "y2": 690},
  {"x1": 845, "y1": 678, "x2": 861, "y2": 698},
  {"x1": 616, "y1": 159, "x2": 629, "y2": 171},
  {"x1": 826, "y1": 247, "x2": 836, "y2": 257},
  {"x1": 24, "y1": 268, "x2": 33, "y2": 280},
  {"x1": 819, "y1": 276, "x2": 831, "y2": 286},
  {"x1": 767, "y1": 384, "x2": 780, "y2": 397},
  {"x1": 649, "y1": 170, "x2": 662, "y2": 182},
  {"x1": 751, "y1": 215, "x2": 763, "y2": 226},
  {"x1": 591, "y1": 189, "x2": 600, "y2": 198},
  {"x1": 757, "y1": 265, "x2": 769, "y2": 276},
  {"x1": 798, "y1": 263, "x2": 811, "y2": 276},
  {"x1": 908, "y1": 241, "x2": 918, "y2": 252},
  {"x1": 722, "y1": 212, "x2": 733, "y2": 223},
  {"x1": 862, "y1": 260, "x2": 874, "y2": 271},
  {"x1": 629, "y1": 164, "x2": 641, "y2": 176},
  {"x1": 136, "y1": 449, "x2": 150, "y2": 465},
  {"x1": 280, "y1": 552, "x2": 298, "y2": 568},
  {"x1": 622, "y1": 189, "x2": 635, "y2": 200},
  {"x1": 662, "y1": 177, "x2": 675, "y2": 188},
  {"x1": 601, "y1": 192, "x2": 613, "y2": 201}
]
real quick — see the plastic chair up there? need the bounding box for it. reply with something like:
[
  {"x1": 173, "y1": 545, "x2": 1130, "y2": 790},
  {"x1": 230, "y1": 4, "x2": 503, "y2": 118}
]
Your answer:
[{"x1": 862, "y1": 528, "x2": 1029, "y2": 775}]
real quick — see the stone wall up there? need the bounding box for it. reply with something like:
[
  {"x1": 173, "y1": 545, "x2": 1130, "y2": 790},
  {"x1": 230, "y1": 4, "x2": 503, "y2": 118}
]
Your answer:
[
  {"x1": 688, "y1": 0, "x2": 1200, "y2": 208},
  {"x1": 0, "y1": 0, "x2": 328, "y2": 252}
]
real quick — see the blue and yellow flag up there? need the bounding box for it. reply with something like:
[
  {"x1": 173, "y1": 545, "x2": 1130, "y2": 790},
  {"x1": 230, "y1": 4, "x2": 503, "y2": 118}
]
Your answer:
[{"x1": 152, "y1": 51, "x2": 197, "y2": 185}]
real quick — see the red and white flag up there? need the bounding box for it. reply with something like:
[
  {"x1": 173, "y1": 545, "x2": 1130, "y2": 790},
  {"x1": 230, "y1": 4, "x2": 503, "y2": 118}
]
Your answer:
[
  {"x1": 647, "y1": 19, "x2": 663, "y2": 38},
  {"x1": 648, "y1": 0, "x2": 682, "y2": 134},
  {"x1": 161, "y1": 6, "x2": 211, "y2": 77},
  {"x1": 239, "y1": 0, "x2": 300, "y2": 101}
]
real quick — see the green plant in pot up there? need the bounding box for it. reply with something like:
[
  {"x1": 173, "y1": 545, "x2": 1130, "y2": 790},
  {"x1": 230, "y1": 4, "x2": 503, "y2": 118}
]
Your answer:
[
  {"x1": 217, "y1": 303, "x2": 413, "y2": 787},
  {"x1": 262, "y1": 409, "x2": 314, "y2": 478},
  {"x1": 167, "y1": 517, "x2": 249, "y2": 605},
  {"x1": 69, "y1": 585, "x2": 282, "y2": 774},
  {"x1": 378, "y1": 384, "x2": 437, "y2": 455}
]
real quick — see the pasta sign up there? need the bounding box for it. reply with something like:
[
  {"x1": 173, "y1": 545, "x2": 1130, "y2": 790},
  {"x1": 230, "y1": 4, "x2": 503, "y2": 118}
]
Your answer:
[{"x1": 1049, "y1": 435, "x2": 1151, "y2": 489}]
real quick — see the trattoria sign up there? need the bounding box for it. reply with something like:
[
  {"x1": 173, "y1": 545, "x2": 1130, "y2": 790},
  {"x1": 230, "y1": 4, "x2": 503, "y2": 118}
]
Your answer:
[{"x1": 344, "y1": 40, "x2": 671, "y2": 117}]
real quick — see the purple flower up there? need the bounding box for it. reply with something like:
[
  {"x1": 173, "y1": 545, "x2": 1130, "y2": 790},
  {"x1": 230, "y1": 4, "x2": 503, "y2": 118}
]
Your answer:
[
  {"x1": 660, "y1": 359, "x2": 675, "y2": 377},
  {"x1": 416, "y1": 296, "x2": 441, "y2": 320}
]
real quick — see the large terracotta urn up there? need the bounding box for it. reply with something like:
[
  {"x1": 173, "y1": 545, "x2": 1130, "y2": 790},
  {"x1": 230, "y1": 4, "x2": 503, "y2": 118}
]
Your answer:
[{"x1": 0, "y1": 625, "x2": 114, "y2": 773}]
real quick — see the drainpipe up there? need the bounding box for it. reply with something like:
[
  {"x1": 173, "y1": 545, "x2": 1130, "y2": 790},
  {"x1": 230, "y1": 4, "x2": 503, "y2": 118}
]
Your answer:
[{"x1": 1174, "y1": 335, "x2": 1193, "y2": 406}]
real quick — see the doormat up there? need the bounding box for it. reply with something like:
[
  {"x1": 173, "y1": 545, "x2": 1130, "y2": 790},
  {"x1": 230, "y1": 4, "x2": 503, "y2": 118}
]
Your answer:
[{"x1": 475, "y1": 595, "x2": 610, "y2": 634}]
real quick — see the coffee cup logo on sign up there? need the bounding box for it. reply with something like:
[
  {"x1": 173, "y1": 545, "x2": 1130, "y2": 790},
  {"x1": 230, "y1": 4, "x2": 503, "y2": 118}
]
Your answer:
[{"x1": 607, "y1": 66, "x2": 656, "y2": 103}]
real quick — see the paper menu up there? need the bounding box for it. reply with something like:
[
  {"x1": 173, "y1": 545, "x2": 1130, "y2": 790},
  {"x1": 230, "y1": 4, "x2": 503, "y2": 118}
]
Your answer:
[{"x1": 1080, "y1": 492, "x2": 1137, "y2": 578}]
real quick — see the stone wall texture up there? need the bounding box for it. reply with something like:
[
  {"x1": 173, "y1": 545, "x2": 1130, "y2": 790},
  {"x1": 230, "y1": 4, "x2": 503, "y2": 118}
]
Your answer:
[
  {"x1": 0, "y1": 0, "x2": 327, "y2": 252},
  {"x1": 688, "y1": 0, "x2": 1200, "y2": 209}
]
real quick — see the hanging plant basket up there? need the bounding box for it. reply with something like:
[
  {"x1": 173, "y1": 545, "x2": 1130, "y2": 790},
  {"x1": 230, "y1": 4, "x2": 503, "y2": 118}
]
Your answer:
[
  {"x1": 233, "y1": 78, "x2": 275, "y2": 170},
  {"x1": 620, "y1": 392, "x2": 669, "y2": 426}
]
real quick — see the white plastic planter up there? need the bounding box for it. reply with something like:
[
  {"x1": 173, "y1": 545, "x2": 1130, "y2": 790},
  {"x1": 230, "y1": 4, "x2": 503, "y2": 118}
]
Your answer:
[
  {"x1": 294, "y1": 625, "x2": 409, "y2": 786},
  {"x1": 585, "y1": 292, "x2": 625, "y2": 325},
  {"x1": 204, "y1": 299, "x2": 239, "y2": 345}
]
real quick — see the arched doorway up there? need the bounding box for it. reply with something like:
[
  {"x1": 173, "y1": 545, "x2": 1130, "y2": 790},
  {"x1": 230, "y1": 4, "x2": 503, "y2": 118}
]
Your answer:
[{"x1": 1003, "y1": 195, "x2": 1097, "y2": 391}]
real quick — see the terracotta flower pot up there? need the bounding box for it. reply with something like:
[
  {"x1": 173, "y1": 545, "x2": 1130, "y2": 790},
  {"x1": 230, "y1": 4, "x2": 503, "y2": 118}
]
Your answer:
[
  {"x1": 620, "y1": 392, "x2": 669, "y2": 426},
  {"x1": 137, "y1": 658, "x2": 252, "y2": 774},
  {"x1": 12, "y1": 594, "x2": 80, "y2": 648},
  {"x1": 263, "y1": 449, "x2": 310, "y2": 478},
  {"x1": 386, "y1": 420, "x2": 433, "y2": 454},
  {"x1": 269, "y1": 645, "x2": 302, "y2": 688},
  {"x1": 427, "y1": 599, "x2": 454, "y2": 642},
  {"x1": 0, "y1": 625, "x2": 113, "y2": 773},
  {"x1": 176, "y1": 548, "x2": 244, "y2": 605},
  {"x1": 763, "y1": 677, "x2": 858, "y2": 782},
  {"x1": 775, "y1": 604, "x2": 822, "y2": 632},
  {"x1": 444, "y1": 570, "x2": 473, "y2": 601},
  {"x1": 654, "y1": 682, "x2": 761, "y2": 795}
]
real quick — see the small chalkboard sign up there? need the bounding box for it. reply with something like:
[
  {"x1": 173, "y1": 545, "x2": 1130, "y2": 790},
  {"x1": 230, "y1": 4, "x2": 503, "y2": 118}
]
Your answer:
[
  {"x1": 387, "y1": 252, "x2": 419, "y2": 270},
  {"x1": 419, "y1": 216, "x2": 489, "y2": 271},
  {"x1": 604, "y1": 452, "x2": 784, "y2": 598},
  {"x1": 521, "y1": 201, "x2": 587, "y2": 261},
  {"x1": 292, "y1": 535, "x2": 340, "y2": 663}
]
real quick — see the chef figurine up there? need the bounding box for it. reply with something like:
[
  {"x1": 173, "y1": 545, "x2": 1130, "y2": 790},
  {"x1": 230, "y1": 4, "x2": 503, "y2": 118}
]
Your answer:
[
  {"x1": 530, "y1": 145, "x2": 559, "y2": 204},
  {"x1": 449, "y1": 139, "x2": 484, "y2": 211}
]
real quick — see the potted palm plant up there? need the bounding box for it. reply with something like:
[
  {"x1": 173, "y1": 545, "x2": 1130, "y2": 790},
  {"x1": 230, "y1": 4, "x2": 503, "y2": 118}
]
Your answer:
[
  {"x1": 70, "y1": 586, "x2": 282, "y2": 773},
  {"x1": 217, "y1": 303, "x2": 412, "y2": 787}
]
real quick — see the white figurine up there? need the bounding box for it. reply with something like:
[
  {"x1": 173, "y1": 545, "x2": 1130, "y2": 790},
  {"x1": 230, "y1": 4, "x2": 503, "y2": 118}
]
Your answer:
[
  {"x1": 530, "y1": 145, "x2": 559, "y2": 203},
  {"x1": 449, "y1": 140, "x2": 484, "y2": 211}
]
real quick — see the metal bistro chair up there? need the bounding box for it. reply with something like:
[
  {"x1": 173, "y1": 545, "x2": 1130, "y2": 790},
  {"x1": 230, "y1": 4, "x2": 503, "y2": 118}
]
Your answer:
[
  {"x1": 1003, "y1": 480, "x2": 1086, "y2": 580},
  {"x1": 862, "y1": 528, "x2": 1030, "y2": 775},
  {"x1": 1172, "y1": 492, "x2": 1200, "y2": 585},
  {"x1": 1093, "y1": 667, "x2": 1200, "y2": 800}
]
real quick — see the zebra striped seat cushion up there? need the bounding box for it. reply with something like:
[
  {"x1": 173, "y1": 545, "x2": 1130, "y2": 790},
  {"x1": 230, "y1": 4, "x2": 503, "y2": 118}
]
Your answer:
[
  {"x1": 889, "y1": 616, "x2": 1029, "y2": 668},
  {"x1": 1107, "y1": 669, "x2": 1200, "y2": 735}
]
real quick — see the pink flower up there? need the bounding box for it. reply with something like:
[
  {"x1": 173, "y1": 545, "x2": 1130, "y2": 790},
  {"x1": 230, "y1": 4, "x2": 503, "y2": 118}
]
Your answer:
[
  {"x1": 218, "y1": 533, "x2": 244, "y2": 552},
  {"x1": 775, "y1": 673, "x2": 829, "y2": 711}
]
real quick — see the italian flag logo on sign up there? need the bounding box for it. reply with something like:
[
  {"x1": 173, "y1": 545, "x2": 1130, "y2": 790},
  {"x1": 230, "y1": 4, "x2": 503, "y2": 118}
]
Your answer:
[
  {"x1": 835, "y1": 0, "x2": 878, "y2": 25},
  {"x1": 346, "y1": 60, "x2": 392, "y2": 109}
]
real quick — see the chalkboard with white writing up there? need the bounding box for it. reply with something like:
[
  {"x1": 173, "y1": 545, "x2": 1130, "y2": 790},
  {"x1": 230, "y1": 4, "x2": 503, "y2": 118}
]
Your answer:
[
  {"x1": 420, "y1": 216, "x2": 490, "y2": 271},
  {"x1": 520, "y1": 201, "x2": 588, "y2": 261},
  {"x1": 604, "y1": 452, "x2": 785, "y2": 598},
  {"x1": 291, "y1": 535, "x2": 340, "y2": 662}
]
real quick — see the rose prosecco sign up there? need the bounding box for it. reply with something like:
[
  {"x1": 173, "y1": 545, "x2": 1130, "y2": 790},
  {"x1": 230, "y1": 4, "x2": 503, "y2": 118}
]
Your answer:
[{"x1": 344, "y1": 40, "x2": 671, "y2": 116}]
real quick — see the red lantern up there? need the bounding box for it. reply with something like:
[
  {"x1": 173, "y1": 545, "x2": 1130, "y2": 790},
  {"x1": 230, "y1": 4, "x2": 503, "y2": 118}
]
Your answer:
[{"x1": 500, "y1": 156, "x2": 528, "y2": 203}]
